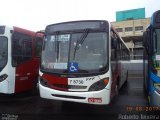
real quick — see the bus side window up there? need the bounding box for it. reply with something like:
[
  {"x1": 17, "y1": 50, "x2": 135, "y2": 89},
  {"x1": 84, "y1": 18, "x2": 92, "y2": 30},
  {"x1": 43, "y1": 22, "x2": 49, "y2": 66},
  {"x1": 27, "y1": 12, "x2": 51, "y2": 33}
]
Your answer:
[
  {"x1": 117, "y1": 38, "x2": 121, "y2": 60},
  {"x1": 111, "y1": 31, "x2": 117, "y2": 60},
  {"x1": 153, "y1": 30, "x2": 158, "y2": 53},
  {"x1": 121, "y1": 44, "x2": 125, "y2": 60},
  {"x1": 118, "y1": 40, "x2": 122, "y2": 60},
  {"x1": 35, "y1": 37, "x2": 43, "y2": 57},
  {"x1": 12, "y1": 32, "x2": 32, "y2": 66}
]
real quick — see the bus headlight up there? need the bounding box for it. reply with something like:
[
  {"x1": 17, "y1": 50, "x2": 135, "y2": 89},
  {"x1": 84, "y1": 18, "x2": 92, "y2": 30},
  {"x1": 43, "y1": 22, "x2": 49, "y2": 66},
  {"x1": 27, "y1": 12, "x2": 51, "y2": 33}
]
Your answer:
[
  {"x1": 89, "y1": 77, "x2": 109, "y2": 91},
  {"x1": 0, "y1": 74, "x2": 8, "y2": 82},
  {"x1": 39, "y1": 77, "x2": 49, "y2": 87}
]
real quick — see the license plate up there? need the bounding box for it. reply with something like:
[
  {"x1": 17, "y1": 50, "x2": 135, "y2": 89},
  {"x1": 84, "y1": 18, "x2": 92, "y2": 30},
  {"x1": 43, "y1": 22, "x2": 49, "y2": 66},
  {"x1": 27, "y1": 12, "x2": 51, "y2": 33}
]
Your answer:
[
  {"x1": 69, "y1": 79, "x2": 84, "y2": 85},
  {"x1": 88, "y1": 98, "x2": 102, "y2": 103},
  {"x1": 68, "y1": 77, "x2": 96, "y2": 86}
]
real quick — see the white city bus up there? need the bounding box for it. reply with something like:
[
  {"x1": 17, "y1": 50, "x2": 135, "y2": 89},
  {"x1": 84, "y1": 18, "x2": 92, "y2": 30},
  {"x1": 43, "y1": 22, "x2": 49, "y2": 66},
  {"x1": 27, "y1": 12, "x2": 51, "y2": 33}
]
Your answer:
[
  {"x1": 39, "y1": 20, "x2": 130, "y2": 105},
  {"x1": 0, "y1": 26, "x2": 43, "y2": 94}
]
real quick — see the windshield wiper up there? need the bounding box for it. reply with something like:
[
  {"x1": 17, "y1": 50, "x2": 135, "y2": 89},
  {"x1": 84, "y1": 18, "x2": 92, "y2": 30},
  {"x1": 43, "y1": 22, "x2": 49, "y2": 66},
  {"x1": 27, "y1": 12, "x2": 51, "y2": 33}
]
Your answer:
[{"x1": 73, "y1": 29, "x2": 89, "y2": 60}]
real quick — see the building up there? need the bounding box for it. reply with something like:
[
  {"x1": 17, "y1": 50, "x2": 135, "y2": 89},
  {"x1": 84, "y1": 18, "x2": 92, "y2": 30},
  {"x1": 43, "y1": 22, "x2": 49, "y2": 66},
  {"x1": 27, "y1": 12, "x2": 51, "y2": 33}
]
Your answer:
[{"x1": 111, "y1": 8, "x2": 150, "y2": 59}]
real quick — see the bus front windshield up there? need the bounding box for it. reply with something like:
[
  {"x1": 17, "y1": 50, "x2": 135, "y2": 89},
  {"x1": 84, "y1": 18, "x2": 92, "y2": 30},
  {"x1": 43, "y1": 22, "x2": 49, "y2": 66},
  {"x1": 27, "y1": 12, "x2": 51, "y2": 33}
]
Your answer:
[
  {"x1": 0, "y1": 37, "x2": 8, "y2": 71},
  {"x1": 41, "y1": 32, "x2": 108, "y2": 74}
]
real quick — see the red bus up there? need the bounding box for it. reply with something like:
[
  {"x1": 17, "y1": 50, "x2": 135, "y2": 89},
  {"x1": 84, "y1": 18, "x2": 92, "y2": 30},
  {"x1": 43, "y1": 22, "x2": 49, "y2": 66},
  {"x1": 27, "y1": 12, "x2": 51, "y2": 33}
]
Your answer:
[{"x1": 0, "y1": 26, "x2": 43, "y2": 94}]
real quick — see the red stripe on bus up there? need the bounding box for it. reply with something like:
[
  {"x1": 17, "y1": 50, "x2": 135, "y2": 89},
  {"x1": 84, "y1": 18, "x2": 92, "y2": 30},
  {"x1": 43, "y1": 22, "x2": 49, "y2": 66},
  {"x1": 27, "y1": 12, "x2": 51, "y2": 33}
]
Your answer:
[{"x1": 42, "y1": 74, "x2": 68, "y2": 85}]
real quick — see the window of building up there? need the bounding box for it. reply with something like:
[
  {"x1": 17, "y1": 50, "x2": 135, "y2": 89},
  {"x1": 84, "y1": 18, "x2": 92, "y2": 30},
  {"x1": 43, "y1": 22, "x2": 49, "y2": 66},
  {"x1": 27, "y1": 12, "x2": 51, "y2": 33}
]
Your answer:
[
  {"x1": 135, "y1": 26, "x2": 143, "y2": 31},
  {"x1": 125, "y1": 27, "x2": 133, "y2": 32},
  {"x1": 116, "y1": 28, "x2": 123, "y2": 32}
]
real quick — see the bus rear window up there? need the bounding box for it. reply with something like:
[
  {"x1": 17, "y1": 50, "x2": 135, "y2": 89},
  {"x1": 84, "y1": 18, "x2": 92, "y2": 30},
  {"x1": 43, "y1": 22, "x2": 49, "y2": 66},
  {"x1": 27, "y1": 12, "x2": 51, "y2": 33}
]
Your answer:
[
  {"x1": 0, "y1": 36, "x2": 8, "y2": 71},
  {"x1": 12, "y1": 32, "x2": 32, "y2": 66}
]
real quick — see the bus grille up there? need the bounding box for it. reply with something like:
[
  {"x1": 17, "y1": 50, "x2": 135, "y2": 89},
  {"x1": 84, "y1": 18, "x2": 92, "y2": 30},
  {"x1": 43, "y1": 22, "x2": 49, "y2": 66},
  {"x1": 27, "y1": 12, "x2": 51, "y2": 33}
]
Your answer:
[
  {"x1": 52, "y1": 94, "x2": 86, "y2": 99},
  {"x1": 49, "y1": 84, "x2": 87, "y2": 91}
]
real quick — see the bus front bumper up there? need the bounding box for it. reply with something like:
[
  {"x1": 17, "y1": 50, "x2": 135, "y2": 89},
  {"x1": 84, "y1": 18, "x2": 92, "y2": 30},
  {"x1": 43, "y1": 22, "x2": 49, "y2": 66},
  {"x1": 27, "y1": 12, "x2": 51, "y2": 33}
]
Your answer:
[{"x1": 39, "y1": 82, "x2": 111, "y2": 105}]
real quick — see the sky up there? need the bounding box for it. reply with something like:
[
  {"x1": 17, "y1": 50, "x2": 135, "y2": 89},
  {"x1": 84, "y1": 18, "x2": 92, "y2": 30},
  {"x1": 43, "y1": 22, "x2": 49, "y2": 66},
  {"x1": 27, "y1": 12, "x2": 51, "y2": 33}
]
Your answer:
[{"x1": 0, "y1": 0, "x2": 159, "y2": 31}]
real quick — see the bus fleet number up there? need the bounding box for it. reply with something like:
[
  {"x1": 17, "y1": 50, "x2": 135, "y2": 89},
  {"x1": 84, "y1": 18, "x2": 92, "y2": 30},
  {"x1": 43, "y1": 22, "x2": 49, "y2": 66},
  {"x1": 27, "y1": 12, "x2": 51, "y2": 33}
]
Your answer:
[{"x1": 69, "y1": 80, "x2": 84, "y2": 85}]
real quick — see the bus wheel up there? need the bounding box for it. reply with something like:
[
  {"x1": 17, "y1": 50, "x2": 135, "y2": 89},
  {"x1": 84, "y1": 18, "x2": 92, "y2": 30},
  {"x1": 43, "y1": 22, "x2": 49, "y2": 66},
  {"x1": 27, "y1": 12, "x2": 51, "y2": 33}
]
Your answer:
[
  {"x1": 115, "y1": 84, "x2": 119, "y2": 96},
  {"x1": 126, "y1": 70, "x2": 128, "y2": 82},
  {"x1": 32, "y1": 80, "x2": 39, "y2": 96},
  {"x1": 116, "y1": 77, "x2": 120, "y2": 96}
]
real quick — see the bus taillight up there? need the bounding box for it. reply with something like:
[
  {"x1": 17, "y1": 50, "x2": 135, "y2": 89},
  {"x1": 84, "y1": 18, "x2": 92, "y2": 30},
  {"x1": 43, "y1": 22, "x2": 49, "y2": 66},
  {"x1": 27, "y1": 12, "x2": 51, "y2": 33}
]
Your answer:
[{"x1": 0, "y1": 74, "x2": 8, "y2": 82}]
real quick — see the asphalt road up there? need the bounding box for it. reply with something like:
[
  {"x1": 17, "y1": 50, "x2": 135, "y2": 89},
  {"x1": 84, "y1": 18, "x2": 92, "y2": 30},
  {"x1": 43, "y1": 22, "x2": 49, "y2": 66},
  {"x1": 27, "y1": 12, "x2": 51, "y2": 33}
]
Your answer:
[{"x1": 0, "y1": 71, "x2": 159, "y2": 120}]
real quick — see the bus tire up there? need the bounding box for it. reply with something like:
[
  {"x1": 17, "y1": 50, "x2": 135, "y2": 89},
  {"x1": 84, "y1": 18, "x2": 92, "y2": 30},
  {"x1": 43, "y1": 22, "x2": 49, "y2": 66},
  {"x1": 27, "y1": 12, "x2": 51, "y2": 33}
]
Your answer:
[
  {"x1": 32, "y1": 80, "x2": 39, "y2": 96},
  {"x1": 126, "y1": 70, "x2": 128, "y2": 82},
  {"x1": 115, "y1": 85, "x2": 119, "y2": 96},
  {"x1": 116, "y1": 78, "x2": 120, "y2": 96}
]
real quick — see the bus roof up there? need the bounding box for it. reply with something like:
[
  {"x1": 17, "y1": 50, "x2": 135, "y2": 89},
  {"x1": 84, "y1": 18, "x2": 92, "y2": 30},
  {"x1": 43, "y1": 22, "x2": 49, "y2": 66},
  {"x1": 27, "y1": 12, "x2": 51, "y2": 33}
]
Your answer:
[
  {"x1": 0, "y1": 25, "x2": 36, "y2": 37},
  {"x1": 45, "y1": 20, "x2": 109, "y2": 33},
  {"x1": 13, "y1": 26, "x2": 35, "y2": 36}
]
